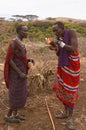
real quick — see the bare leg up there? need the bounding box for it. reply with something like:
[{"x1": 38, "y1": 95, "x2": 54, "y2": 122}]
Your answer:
[
  {"x1": 55, "y1": 105, "x2": 68, "y2": 119},
  {"x1": 12, "y1": 109, "x2": 17, "y2": 116},
  {"x1": 68, "y1": 109, "x2": 73, "y2": 120},
  {"x1": 7, "y1": 109, "x2": 18, "y2": 117},
  {"x1": 64, "y1": 104, "x2": 69, "y2": 117},
  {"x1": 7, "y1": 108, "x2": 13, "y2": 117},
  {"x1": 66, "y1": 108, "x2": 75, "y2": 130}
]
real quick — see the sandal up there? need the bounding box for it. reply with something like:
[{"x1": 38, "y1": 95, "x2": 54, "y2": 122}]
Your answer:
[
  {"x1": 4, "y1": 115, "x2": 21, "y2": 123},
  {"x1": 55, "y1": 112, "x2": 68, "y2": 119},
  {"x1": 15, "y1": 114, "x2": 26, "y2": 120},
  {"x1": 66, "y1": 119, "x2": 75, "y2": 130}
]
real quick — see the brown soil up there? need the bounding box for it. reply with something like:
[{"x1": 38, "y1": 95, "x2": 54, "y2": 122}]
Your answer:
[{"x1": 0, "y1": 43, "x2": 86, "y2": 130}]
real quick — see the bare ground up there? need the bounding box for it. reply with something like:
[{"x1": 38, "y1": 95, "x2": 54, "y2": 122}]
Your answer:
[{"x1": 0, "y1": 42, "x2": 86, "y2": 130}]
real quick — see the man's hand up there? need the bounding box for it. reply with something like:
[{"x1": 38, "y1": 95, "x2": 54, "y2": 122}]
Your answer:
[
  {"x1": 28, "y1": 58, "x2": 35, "y2": 65},
  {"x1": 49, "y1": 45, "x2": 57, "y2": 50},
  {"x1": 19, "y1": 72, "x2": 27, "y2": 79},
  {"x1": 45, "y1": 37, "x2": 53, "y2": 44}
]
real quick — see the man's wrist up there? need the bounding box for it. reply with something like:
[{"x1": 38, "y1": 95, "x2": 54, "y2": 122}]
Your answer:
[{"x1": 58, "y1": 41, "x2": 65, "y2": 48}]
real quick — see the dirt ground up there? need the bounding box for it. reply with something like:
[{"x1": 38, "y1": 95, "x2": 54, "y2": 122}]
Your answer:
[{"x1": 0, "y1": 43, "x2": 86, "y2": 130}]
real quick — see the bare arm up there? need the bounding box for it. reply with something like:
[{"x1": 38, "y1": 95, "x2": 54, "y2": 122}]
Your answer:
[
  {"x1": 9, "y1": 43, "x2": 27, "y2": 79},
  {"x1": 63, "y1": 29, "x2": 78, "y2": 52}
]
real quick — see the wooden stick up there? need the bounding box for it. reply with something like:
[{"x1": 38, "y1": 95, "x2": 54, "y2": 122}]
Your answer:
[{"x1": 45, "y1": 97, "x2": 56, "y2": 130}]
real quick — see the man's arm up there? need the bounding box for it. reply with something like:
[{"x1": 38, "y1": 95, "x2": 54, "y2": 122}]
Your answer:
[
  {"x1": 9, "y1": 42, "x2": 27, "y2": 79},
  {"x1": 63, "y1": 29, "x2": 78, "y2": 52}
]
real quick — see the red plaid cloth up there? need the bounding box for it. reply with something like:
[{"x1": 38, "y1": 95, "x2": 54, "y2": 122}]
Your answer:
[{"x1": 4, "y1": 39, "x2": 29, "y2": 88}]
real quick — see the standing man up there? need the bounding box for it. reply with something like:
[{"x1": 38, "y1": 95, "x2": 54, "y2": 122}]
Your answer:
[
  {"x1": 4, "y1": 24, "x2": 35, "y2": 123},
  {"x1": 47, "y1": 22, "x2": 80, "y2": 130}
]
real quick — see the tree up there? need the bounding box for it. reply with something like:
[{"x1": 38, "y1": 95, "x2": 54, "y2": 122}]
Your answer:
[
  {"x1": 0, "y1": 17, "x2": 5, "y2": 21},
  {"x1": 25, "y1": 15, "x2": 39, "y2": 21},
  {"x1": 12, "y1": 15, "x2": 24, "y2": 21}
]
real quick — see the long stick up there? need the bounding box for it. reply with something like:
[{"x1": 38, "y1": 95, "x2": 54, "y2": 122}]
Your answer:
[{"x1": 45, "y1": 97, "x2": 56, "y2": 130}]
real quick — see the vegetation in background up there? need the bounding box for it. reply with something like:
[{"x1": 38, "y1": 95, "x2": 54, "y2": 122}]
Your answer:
[{"x1": 0, "y1": 19, "x2": 86, "y2": 58}]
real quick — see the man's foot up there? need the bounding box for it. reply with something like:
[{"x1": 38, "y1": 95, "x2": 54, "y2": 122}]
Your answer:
[
  {"x1": 15, "y1": 114, "x2": 26, "y2": 120},
  {"x1": 66, "y1": 119, "x2": 75, "y2": 130},
  {"x1": 4, "y1": 115, "x2": 21, "y2": 123},
  {"x1": 55, "y1": 112, "x2": 68, "y2": 119}
]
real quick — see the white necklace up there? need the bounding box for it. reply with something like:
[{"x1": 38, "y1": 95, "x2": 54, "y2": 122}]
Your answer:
[{"x1": 16, "y1": 37, "x2": 24, "y2": 44}]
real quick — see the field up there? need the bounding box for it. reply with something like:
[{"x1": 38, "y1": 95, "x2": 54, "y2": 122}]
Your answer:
[{"x1": 0, "y1": 36, "x2": 86, "y2": 130}]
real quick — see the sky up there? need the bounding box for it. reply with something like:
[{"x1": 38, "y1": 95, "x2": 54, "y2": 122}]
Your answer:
[{"x1": 0, "y1": 0, "x2": 86, "y2": 20}]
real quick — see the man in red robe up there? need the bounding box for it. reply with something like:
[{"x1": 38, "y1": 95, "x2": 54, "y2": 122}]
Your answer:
[
  {"x1": 4, "y1": 24, "x2": 35, "y2": 123},
  {"x1": 47, "y1": 22, "x2": 80, "y2": 130}
]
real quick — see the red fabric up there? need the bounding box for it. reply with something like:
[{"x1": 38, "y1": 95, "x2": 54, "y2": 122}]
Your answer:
[
  {"x1": 4, "y1": 40, "x2": 29, "y2": 88},
  {"x1": 52, "y1": 52, "x2": 80, "y2": 107}
]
